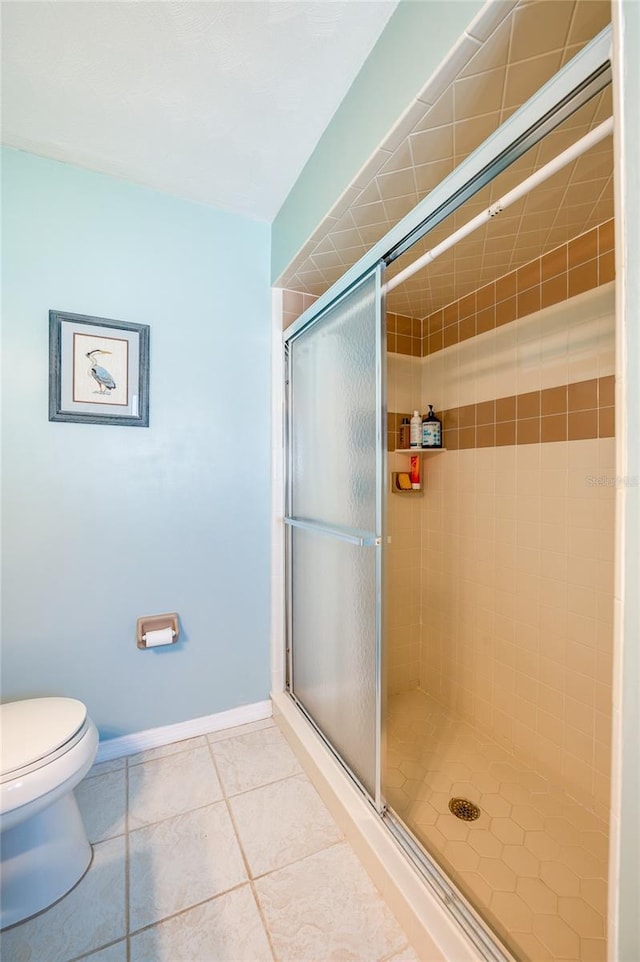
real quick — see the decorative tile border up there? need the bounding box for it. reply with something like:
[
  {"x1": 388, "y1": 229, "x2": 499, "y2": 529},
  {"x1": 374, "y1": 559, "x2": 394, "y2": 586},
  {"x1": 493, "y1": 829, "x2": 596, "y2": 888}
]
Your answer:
[
  {"x1": 386, "y1": 219, "x2": 614, "y2": 358},
  {"x1": 386, "y1": 313, "x2": 423, "y2": 357},
  {"x1": 284, "y1": 221, "x2": 614, "y2": 345},
  {"x1": 388, "y1": 375, "x2": 614, "y2": 451}
]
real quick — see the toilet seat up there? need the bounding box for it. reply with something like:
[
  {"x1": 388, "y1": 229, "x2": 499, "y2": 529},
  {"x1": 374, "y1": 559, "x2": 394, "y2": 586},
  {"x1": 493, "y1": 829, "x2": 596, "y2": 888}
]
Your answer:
[
  {"x1": 0, "y1": 697, "x2": 87, "y2": 779},
  {"x1": 0, "y1": 698, "x2": 98, "y2": 825},
  {"x1": 1, "y1": 719, "x2": 92, "y2": 784}
]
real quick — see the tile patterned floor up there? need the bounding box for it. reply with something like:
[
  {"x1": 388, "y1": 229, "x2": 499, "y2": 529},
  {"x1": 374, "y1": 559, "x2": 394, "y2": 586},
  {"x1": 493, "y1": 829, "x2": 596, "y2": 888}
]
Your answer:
[
  {"x1": 385, "y1": 690, "x2": 609, "y2": 962},
  {"x1": 3, "y1": 717, "x2": 419, "y2": 962}
]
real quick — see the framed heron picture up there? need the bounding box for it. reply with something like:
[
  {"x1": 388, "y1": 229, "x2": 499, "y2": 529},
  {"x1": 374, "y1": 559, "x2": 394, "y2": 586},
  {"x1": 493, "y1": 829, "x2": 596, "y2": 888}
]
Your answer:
[{"x1": 49, "y1": 311, "x2": 150, "y2": 427}]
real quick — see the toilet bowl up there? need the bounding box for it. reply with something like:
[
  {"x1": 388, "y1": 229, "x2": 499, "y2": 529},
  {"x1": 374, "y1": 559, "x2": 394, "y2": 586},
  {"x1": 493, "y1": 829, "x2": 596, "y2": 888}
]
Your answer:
[{"x1": 0, "y1": 697, "x2": 98, "y2": 929}]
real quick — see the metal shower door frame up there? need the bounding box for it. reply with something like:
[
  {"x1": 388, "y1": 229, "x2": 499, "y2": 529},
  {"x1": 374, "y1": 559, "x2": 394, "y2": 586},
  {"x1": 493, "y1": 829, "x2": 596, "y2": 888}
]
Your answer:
[{"x1": 283, "y1": 262, "x2": 387, "y2": 811}]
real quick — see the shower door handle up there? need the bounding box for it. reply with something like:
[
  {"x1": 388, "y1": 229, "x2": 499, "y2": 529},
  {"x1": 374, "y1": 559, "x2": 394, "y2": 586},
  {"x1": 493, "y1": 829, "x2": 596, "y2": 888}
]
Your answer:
[{"x1": 284, "y1": 516, "x2": 380, "y2": 547}]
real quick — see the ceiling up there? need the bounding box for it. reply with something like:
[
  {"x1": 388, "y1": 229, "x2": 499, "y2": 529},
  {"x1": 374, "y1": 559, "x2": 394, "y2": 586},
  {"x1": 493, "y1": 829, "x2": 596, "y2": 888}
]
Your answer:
[
  {"x1": 277, "y1": 0, "x2": 613, "y2": 318},
  {"x1": 0, "y1": 0, "x2": 397, "y2": 221}
]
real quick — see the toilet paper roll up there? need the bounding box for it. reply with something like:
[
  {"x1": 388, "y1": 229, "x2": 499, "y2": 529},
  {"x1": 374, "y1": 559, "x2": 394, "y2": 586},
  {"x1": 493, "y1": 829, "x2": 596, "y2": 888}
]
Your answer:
[{"x1": 143, "y1": 626, "x2": 175, "y2": 648}]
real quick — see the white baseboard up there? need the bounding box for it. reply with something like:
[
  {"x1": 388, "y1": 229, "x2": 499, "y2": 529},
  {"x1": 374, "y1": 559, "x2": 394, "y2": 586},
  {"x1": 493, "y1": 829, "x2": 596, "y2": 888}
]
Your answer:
[{"x1": 95, "y1": 699, "x2": 272, "y2": 763}]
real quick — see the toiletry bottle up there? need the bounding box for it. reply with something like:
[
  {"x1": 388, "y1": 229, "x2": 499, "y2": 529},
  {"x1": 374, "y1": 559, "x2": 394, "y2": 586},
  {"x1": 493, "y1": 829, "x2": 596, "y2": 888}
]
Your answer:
[
  {"x1": 422, "y1": 405, "x2": 442, "y2": 447},
  {"x1": 410, "y1": 455, "x2": 421, "y2": 490},
  {"x1": 410, "y1": 411, "x2": 422, "y2": 448},
  {"x1": 399, "y1": 417, "x2": 411, "y2": 449}
]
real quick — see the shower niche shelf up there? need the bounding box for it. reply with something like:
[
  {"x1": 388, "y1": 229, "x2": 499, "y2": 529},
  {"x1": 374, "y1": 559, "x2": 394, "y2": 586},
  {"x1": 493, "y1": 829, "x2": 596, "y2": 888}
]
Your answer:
[
  {"x1": 391, "y1": 447, "x2": 446, "y2": 493},
  {"x1": 391, "y1": 472, "x2": 423, "y2": 495}
]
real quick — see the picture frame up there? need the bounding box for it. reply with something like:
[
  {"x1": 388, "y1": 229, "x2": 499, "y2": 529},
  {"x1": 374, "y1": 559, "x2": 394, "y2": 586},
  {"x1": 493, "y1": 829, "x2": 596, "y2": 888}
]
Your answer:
[{"x1": 49, "y1": 310, "x2": 150, "y2": 427}]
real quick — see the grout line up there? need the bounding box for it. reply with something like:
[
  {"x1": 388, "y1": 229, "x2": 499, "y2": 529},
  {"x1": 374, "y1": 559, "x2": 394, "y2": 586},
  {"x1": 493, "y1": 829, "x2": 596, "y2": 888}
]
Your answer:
[
  {"x1": 204, "y1": 740, "x2": 370, "y2": 959},
  {"x1": 206, "y1": 741, "x2": 279, "y2": 962},
  {"x1": 125, "y1": 761, "x2": 304, "y2": 838},
  {"x1": 125, "y1": 880, "x2": 257, "y2": 940},
  {"x1": 124, "y1": 741, "x2": 316, "y2": 950},
  {"x1": 85, "y1": 760, "x2": 127, "y2": 780},
  {"x1": 248, "y1": 837, "x2": 347, "y2": 884},
  {"x1": 127, "y1": 795, "x2": 227, "y2": 835},
  {"x1": 124, "y1": 724, "x2": 277, "y2": 775},
  {"x1": 204, "y1": 718, "x2": 276, "y2": 746},
  {"x1": 126, "y1": 735, "x2": 210, "y2": 767},
  {"x1": 218, "y1": 768, "x2": 306, "y2": 801},
  {"x1": 67, "y1": 937, "x2": 128, "y2": 962},
  {"x1": 125, "y1": 770, "x2": 307, "y2": 837},
  {"x1": 246, "y1": 885, "x2": 279, "y2": 962},
  {"x1": 124, "y1": 757, "x2": 131, "y2": 962}
]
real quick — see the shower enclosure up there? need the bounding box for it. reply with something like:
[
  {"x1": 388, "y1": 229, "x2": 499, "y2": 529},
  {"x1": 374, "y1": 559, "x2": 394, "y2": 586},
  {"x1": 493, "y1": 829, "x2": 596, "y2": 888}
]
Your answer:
[{"x1": 283, "y1": 27, "x2": 614, "y2": 962}]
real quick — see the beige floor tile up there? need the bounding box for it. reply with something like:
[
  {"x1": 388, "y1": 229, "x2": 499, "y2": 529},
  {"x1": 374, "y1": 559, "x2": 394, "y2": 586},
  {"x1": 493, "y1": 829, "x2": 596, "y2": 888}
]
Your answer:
[
  {"x1": 1, "y1": 836, "x2": 126, "y2": 962},
  {"x1": 207, "y1": 717, "x2": 275, "y2": 743},
  {"x1": 128, "y1": 746, "x2": 222, "y2": 829},
  {"x1": 383, "y1": 947, "x2": 421, "y2": 962},
  {"x1": 128, "y1": 802, "x2": 247, "y2": 931},
  {"x1": 75, "y1": 770, "x2": 127, "y2": 842},
  {"x1": 4, "y1": 720, "x2": 418, "y2": 962},
  {"x1": 229, "y1": 773, "x2": 343, "y2": 877},
  {"x1": 86, "y1": 757, "x2": 126, "y2": 779},
  {"x1": 129, "y1": 885, "x2": 273, "y2": 962},
  {"x1": 254, "y1": 843, "x2": 407, "y2": 962},
  {"x1": 76, "y1": 941, "x2": 127, "y2": 961},
  {"x1": 127, "y1": 735, "x2": 208, "y2": 766},
  {"x1": 211, "y1": 726, "x2": 302, "y2": 796}
]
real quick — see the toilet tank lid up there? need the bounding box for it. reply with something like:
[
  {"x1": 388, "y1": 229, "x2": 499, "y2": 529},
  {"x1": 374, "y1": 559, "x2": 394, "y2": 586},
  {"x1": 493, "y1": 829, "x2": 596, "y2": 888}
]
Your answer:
[{"x1": 0, "y1": 697, "x2": 87, "y2": 775}]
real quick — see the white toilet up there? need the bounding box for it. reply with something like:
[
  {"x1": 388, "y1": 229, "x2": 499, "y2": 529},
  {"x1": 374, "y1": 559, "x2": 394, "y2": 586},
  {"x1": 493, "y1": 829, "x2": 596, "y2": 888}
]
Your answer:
[{"x1": 0, "y1": 696, "x2": 99, "y2": 929}]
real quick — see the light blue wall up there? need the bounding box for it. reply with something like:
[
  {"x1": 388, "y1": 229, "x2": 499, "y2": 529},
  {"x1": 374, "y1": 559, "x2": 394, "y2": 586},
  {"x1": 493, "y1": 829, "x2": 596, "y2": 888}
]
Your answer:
[
  {"x1": 1, "y1": 148, "x2": 271, "y2": 739},
  {"x1": 271, "y1": 0, "x2": 483, "y2": 282}
]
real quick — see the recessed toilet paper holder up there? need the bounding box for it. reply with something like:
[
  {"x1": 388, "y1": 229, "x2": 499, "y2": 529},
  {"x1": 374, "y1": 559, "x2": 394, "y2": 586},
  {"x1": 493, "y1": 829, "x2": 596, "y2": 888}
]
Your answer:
[{"x1": 136, "y1": 612, "x2": 180, "y2": 649}]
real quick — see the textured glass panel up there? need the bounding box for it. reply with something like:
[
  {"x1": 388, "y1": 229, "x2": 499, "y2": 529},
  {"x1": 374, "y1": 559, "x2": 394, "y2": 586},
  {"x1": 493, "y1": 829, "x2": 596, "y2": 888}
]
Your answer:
[
  {"x1": 291, "y1": 527, "x2": 376, "y2": 794},
  {"x1": 290, "y1": 275, "x2": 377, "y2": 533}
]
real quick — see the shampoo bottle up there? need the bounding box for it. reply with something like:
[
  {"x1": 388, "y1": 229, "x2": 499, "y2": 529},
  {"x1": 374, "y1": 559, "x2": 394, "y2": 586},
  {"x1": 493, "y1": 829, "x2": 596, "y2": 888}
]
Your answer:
[
  {"x1": 410, "y1": 411, "x2": 422, "y2": 448},
  {"x1": 422, "y1": 405, "x2": 442, "y2": 448}
]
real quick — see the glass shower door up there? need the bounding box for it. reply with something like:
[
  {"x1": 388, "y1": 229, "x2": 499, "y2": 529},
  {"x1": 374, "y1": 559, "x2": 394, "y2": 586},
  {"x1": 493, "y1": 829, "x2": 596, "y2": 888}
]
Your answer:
[{"x1": 285, "y1": 267, "x2": 384, "y2": 801}]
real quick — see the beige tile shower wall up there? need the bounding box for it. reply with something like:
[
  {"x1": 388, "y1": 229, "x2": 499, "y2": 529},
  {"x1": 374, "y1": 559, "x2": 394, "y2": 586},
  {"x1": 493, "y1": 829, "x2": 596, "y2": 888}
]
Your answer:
[
  {"x1": 387, "y1": 473, "x2": 422, "y2": 694},
  {"x1": 387, "y1": 351, "x2": 423, "y2": 427},
  {"x1": 386, "y1": 352, "x2": 424, "y2": 693},
  {"x1": 422, "y1": 282, "x2": 615, "y2": 411},
  {"x1": 419, "y1": 288, "x2": 615, "y2": 817}
]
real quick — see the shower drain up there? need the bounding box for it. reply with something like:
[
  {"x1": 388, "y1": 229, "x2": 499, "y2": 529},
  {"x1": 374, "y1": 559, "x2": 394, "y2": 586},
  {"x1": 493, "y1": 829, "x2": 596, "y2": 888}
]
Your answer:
[{"x1": 449, "y1": 797, "x2": 481, "y2": 821}]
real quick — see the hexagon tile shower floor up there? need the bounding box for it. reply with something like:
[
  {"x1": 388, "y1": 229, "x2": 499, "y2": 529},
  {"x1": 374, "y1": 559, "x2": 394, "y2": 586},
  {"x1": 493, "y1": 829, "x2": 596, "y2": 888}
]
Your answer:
[{"x1": 385, "y1": 690, "x2": 607, "y2": 962}]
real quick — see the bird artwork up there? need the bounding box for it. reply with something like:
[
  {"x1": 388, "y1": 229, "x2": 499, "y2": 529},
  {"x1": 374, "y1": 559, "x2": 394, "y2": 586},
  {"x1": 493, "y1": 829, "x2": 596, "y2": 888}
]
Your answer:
[{"x1": 86, "y1": 349, "x2": 116, "y2": 394}]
